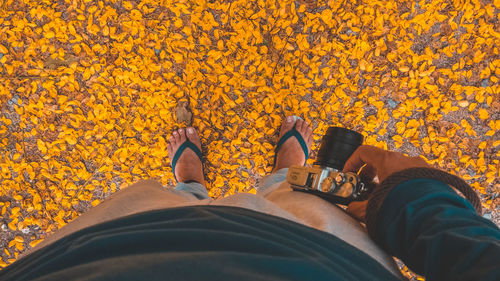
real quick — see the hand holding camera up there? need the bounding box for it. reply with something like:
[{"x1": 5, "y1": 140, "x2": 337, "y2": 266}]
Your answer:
[
  {"x1": 343, "y1": 145, "x2": 430, "y2": 221},
  {"x1": 286, "y1": 127, "x2": 429, "y2": 222}
]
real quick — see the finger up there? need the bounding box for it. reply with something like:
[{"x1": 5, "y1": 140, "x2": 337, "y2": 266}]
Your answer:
[
  {"x1": 343, "y1": 145, "x2": 388, "y2": 173},
  {"x1": 346, "y1": 200, "x2": 367, "y2": 223},
  {"x1": 357, "y1": 164, "x2": 377, "y2": 181},
  {"x1": 410, "y1": 156, "x2": 430, "y2": 167}
]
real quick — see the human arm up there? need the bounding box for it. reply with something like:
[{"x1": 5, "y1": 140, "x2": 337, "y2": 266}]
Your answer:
[{"x1": 344, "y1": 146, "x2": 500, "y2": 281}]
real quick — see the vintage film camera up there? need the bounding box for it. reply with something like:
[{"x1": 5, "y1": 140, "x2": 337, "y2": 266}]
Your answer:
[{"x1": 287, "y1": 127, "x2": 370, "y2": 205}]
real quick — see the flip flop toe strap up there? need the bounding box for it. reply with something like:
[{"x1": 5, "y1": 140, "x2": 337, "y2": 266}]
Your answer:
[
  {"x1": 172, "y1": 140, "x2": 203, "y2": 182},
  {"x1": 272, "y1": 127, "x2": 309, "y2": 170}
]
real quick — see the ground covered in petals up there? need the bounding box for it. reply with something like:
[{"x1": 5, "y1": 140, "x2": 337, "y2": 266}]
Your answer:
[{"x1": 0, "y1": 0, "x2": 498, "y2": 278}]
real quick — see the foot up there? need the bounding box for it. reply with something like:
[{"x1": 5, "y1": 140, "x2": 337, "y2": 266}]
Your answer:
[
  {"x1": 167, "y1": 127, "x2": 205, "y2": 185},
  {"x1": 272, "y1": 116, "x2": 313, "y2": 173}
]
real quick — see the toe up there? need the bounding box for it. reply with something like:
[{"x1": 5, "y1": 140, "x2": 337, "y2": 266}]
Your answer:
[
  {"x1": 280, "y1": 116, "x2": 295, "y2": 137},
  {"x1": 300, "y1": 120, "x2": 309, "y2": 132},
  {"x1": 306, "y1": 126, "x2": 313, "y2": 138},
  {"x1": 178, "y1": 128, "x2": 187, "y2": 143},
  {"x1": 186, "y1": 127, "x2": 202, "y2": 150},
  {"x1": 173, "y1": 131, "x2": 181, "y2": 143},
  {"x1": 167, "y1": 142, "x2": 172, "y2": 155},
  {"x1": 295, "y1": 118, "x2": 304, "y2": 131},
  {"x1": 296, "y1": 119, "x2": 310, "y2": 138}
]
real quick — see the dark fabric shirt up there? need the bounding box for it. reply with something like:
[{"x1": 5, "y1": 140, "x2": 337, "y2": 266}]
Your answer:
[
  {"x1": 376, "y1": 178, "x2": 500, "y2": 281},
  {"x1": 1, "y1": 178, "x2": 499, "y2": 281}
]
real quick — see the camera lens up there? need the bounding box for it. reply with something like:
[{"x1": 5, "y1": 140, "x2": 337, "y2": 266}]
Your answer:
[{"x1": 314, "y1": 127, "x2": 364, "y2": 170}]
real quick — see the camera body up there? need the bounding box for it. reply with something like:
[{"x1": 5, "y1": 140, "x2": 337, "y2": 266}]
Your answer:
[
  {"x1": 286, "y1": 127, "x2": 369, "y2": 205},
  {"x1": 287, "y1": 165, "x2": 368, "y2": 205}
]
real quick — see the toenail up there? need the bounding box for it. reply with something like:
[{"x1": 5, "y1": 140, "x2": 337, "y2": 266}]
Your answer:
[
  {"x1": 179, "y1": 129, "x2": 184, "y2": 133},
  {"x1": 286, "y1": 116, "x2": 293, "y2": 122},
  {"x1": 188, "y1": 127, "x2": 194, "y2": 134}
]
